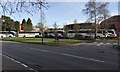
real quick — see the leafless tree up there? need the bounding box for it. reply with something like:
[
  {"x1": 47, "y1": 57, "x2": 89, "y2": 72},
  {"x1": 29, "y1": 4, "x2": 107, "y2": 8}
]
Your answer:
[
  {"x1": 83, "y1": 0, "x2": 109, "y2": 38},
  {"x1": 36, "y1": 22, "x2": 47, "y2": 34},
  {"x1": 0, "y1": 0, "x2": 49, "y2": 16},
  {"x1": 63, "y1": 23, "x2": 68, "y2": 37},
  {"x1": 53, "y1": 22, "x2": 58, "y2": 42},
  {"x1": 53, "y1": 22, "x2": 57, "y2": 36},
  {"x1": 73, "y1": 19, "x2": 79, "y2": 37}
]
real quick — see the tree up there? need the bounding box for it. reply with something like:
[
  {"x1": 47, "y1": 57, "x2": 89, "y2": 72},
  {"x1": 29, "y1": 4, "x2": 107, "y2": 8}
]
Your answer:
[
  {"x1": 14, "y1": 21, "x2": 20, "y2": 37},
  {"x1": 73, "y1": 19, "x2": 79, "y2": 38},
  {"x1": 22, "y1": 19, "x2": 27, "y2": 32},
  {"x1": 101, "y1": 8, "x2": 110, "y2": 32},
  {"x1": 83, "y1": 0, "x2": 109, "y2": 38},
  {"x1": 37, "y1": 22, "x2": 46, "y2": 35},
  {"x1": 27, "y1": 18, "x2": 33, "y2": 31},
  {"x1": 63, "y1": 23, "x2": 69, "y2": 37},
  {"x1": 0, "y1": 0, "x2": 49, "y2": 45},
  {"x1": 53, "y1": 22, "x2": 58, "y2": 40},
  {"x1": 0, "y1": 0, "x2": 49, "y2": 16},
  {"x1": 14, "y1": 21, "x2": 20, "y2": 32},
  {"x1": 1, "y1": 15, "x2": 15, "y2": 31}
]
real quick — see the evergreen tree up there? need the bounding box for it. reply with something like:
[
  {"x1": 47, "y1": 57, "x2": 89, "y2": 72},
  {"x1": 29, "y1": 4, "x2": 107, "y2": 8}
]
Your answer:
[
  {"x1": 22, "y1": 19, "x2": 27, "y2": 32},
  {"x1": 27, "y1": 18, "x2": 33, "y2": 31}
]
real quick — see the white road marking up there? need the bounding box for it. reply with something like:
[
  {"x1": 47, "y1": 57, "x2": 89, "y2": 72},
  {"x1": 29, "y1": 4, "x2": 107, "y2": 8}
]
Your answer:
[
  {"x1": 93, "y1": 42, "x2": 97, "y2": 44},
  {"x1": 113, "y1": 43, "x2": 117, "y2": 45},
  {"x1": 97, "y1": 44, "x2": 101, "y2": 46},
  {"x1": 0, "y1": 53, "x2": 38, "y2": 72},
  {"x1": 92, "y1": 42, "x2": 117, "y2": 45},
  {"x1": 106, "y1": 43, "x2": 110, "y2": 44},
  {"x1": 60, "y1": 53, "x2": 105, "y2": 63},
  {"x1": 30, "y1": 48, "x2": 105, "y2": 63},
  {"x1": 100, "y1": 42, "x2": 103, "y2": 45}
]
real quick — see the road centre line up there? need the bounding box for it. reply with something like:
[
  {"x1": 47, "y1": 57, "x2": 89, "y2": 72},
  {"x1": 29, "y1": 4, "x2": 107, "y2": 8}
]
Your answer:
[{"x1": 30, "y1": 48, "x2": 105, "y2": 63}]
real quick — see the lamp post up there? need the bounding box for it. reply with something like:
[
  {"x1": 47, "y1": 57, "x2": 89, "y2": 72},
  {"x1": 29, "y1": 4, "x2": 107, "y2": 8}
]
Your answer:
[{"x1": 40, "y1": 0, "x2": 43, "y2": 45}]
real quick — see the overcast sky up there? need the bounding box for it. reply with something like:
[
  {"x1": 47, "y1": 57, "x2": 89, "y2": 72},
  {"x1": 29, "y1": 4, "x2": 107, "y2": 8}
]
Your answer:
[{"x1": 0, "y1": 2, "x2": 118, "y2": 28}]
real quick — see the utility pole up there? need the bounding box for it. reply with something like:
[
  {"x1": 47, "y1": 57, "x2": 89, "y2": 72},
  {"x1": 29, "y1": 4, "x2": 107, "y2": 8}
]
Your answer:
[{"x1": 40, "y1": 0, "x2": 43, "y2": 45}]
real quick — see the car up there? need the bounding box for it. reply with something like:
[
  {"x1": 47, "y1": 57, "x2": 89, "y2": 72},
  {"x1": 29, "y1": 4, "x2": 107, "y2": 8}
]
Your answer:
[{"x1": 106, "y1": 33, "x2": 116, "y2": 37}]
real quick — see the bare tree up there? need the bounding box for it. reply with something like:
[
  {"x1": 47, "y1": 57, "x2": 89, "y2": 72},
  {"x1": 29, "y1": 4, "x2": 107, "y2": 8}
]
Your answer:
[
  {"x1": 0, "y1": 0, "x2": 49, "y2": 15},
  {"x1": 101, "y1": 8, "x2": 110, "y2": 32},
  {"x1": 36, "y1": 22, "x2": 47, "y2": 34},
  {"x1": 73, "y1": 19, "x2": 79, "y2": 38},
  {"x1": 83, "y1": 0, "x2": 109, "y2": 38},
  {"x1": 53, "y1": 22, "x2": 58, "y2": 42},
  {"x1": 63, "y1": 23, "x2": 68, "y2": 37},
  {"x1": 53, "y1": 22, "x2": 58, "y2": 36}
]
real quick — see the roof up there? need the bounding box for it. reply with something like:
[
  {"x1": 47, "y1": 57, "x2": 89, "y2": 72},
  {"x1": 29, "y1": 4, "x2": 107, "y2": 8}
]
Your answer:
[
  {"x1": 66, "y1": 23, "x2": 93, "y2": 26},
  {"x1": 107, "y1": 15, "x2": 120, "y2": 22}
]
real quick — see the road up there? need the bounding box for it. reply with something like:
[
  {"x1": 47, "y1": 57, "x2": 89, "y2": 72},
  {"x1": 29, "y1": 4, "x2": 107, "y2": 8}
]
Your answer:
[{"x1": 1, "y1": 40, "x2": 119, "y2": 71}]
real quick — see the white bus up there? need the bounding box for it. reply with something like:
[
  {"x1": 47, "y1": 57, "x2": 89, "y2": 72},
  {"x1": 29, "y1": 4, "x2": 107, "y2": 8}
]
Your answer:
[
  {"x1": 47, "y1": 30, "x2": 65, "y2": 37},
  {"x1": 0, "y1": 31, "x2": 16, "y2": 38},
  {"x1": 18, "y1": 32, "x2": 40, "y2": 37},
  {"x1": 67, "y1": 29, "x2": 117, "y2": 38}
]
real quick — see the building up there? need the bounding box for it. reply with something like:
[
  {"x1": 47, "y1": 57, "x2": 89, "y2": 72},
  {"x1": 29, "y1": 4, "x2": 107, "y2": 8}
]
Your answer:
[
  {"x1": 47, "y1": 28, "x2": 63, "y2": 32},
  {"x1": 65, "y1": 23, "x2": 93, "y2": 30},
  {"x1": 19, "y1": 23, "x2": 24, "y2": 32},
  {"x1": 100, "y1": 15, "x2": 120, "y2": 35}
]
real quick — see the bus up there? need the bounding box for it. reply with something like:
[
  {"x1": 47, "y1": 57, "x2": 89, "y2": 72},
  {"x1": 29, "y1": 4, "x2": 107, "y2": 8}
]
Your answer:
[
  {"x1": 67, "y1": 29, "x2": 117, "y2": 38},
  {"x1": 18, "y1": 32, "x2": 40, "y2": 37},
  {"x1": 0, "y1": 31, "x2": 16, "y2": 38},
  {"x1": 47, "y1": 30, "x2": 65, "y2": 37}
]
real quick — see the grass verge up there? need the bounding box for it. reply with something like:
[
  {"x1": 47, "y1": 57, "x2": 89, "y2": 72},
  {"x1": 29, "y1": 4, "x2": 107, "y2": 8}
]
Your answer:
[
  {"x1": 1, "y1": 37, "x2": 94, "y2": 45},
  {"x1": 113, "y1": 45, "x2": 120, "y2": 50}
]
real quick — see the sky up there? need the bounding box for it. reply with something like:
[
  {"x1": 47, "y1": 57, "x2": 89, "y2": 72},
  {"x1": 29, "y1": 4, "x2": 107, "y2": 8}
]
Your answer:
[{"x1": 0, "y1": 1, "x2": 119, "y2": 28}]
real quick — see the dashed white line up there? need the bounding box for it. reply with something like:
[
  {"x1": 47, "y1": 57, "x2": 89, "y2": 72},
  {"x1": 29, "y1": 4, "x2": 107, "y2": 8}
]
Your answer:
[
  {"x1": 106, "y1": 43, "x2": 110, "y2": 44},
  {"x1": 60, "y1": 53, "x2": 105, "y2": 63},
  {"x1": 97, "y1": 44, "x2": 101, "y2": 46},
  {"x1": 30, "y1": 48, "x2": 105, "y2": 63},
  {"x1": 93, "y1": 42, "x2": 97, "y2": 44},
  {"x1": 113, "y1": 43, "x2": 117, "y2": 45},
  {"x1": 100, "y1": 42, "x2": 104, "y2": 45}
]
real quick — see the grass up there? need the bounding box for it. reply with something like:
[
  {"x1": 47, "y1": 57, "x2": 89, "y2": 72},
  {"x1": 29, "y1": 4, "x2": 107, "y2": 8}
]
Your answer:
[
  {"x1": 1, "y1": 37, "x2": 94, "y2": 45},
  {"x1": 113, "y1": 45, "x2": 120, "y2": 50},
  {"x1": 115, "y1": 45, "x2": 120, "y2": 48}
]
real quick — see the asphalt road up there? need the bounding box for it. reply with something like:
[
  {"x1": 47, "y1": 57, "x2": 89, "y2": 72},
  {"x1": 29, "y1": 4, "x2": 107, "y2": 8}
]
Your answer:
[{"x1": 1, "y1": 40, "x2": 119, "y2": 71}]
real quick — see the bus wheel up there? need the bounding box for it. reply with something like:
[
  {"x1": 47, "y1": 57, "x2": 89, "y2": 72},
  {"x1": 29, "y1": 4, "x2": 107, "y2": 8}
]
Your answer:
[
  {"x1": 23, "y1": 35, "x2": 26, "y2": 38},
  {"x1": 1, "y1": 36, "x2": 3, "y2": 38},
  {"x1": 97, "y1": 36, "x2": 100, "y2": 38},
  {"x1": 9, "y1": 36, "x2": 12, "y2": 37}
]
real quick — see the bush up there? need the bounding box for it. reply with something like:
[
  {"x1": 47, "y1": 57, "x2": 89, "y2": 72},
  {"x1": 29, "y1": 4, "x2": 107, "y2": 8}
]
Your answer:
[{"x1": 74, "y1": 34, "x2": 83, "y2": 39}]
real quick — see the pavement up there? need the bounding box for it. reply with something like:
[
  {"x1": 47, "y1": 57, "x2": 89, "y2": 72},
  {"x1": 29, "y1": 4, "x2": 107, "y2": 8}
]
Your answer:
[{"x1": 0, "y1": 40, "x2": 119, "y2": 71}]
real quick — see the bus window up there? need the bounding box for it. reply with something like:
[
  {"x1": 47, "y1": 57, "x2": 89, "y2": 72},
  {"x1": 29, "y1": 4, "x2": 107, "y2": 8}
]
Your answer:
[{"x1": 108, "y1": 31, "x2": 114, "y2": 34}]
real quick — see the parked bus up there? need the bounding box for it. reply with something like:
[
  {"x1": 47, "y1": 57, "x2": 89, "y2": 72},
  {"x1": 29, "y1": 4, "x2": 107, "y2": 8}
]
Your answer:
[
  {"x1": 0, "y1": 31, "x2": 16, "y2": 38},
  {"x1": 18, "y1": 32, "x2": 40, "y2": 37},
  {"x1": 47, "y1": 30, "x2": 65, "y2": 37},
  {"x1": 67, "y1": 29, "x2": 117, "y2": 38}
]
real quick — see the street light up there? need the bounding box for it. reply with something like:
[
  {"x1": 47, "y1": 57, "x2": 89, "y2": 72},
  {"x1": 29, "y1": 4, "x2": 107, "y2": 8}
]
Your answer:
[{"x1": 40, "y1": 0, "x2": 43, "y2": 45}]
